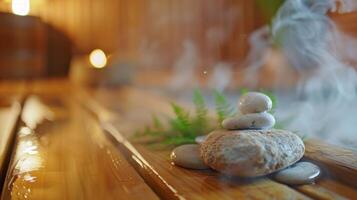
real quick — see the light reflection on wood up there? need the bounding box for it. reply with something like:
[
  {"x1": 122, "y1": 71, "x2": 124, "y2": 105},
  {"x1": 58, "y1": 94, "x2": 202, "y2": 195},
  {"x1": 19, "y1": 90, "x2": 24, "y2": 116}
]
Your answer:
[
  {"x1": 0, "y1": 100, "x2": 22, "y2": 186},
  {"x1": 1, "y1": 95, "x2": 158, "y2": 200},
  {"x1": 1, "y1": 80, "x2": 356, "y2": 199}
]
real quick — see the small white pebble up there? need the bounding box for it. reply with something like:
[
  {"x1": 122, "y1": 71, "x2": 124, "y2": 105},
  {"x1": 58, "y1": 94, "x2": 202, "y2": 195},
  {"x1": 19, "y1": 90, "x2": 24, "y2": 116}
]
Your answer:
[{"x1": 239, "y1": 92, "x2": 272, "y2": 114}]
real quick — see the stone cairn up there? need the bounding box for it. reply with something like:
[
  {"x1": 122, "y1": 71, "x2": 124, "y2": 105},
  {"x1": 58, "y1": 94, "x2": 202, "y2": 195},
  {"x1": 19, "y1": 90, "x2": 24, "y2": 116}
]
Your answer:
[{"x1": 171, "y1": 92, "x2": 320, "y2": 185}]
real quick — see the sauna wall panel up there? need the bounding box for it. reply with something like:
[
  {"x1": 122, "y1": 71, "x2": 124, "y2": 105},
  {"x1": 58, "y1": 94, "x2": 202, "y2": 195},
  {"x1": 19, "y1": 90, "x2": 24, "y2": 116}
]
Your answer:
[
  {"x1": 19, "y1": 0, "x2": 268, "y2": 68},
  {"x1": 1, "y1": 0, "x2": 356, "y2": 69}
]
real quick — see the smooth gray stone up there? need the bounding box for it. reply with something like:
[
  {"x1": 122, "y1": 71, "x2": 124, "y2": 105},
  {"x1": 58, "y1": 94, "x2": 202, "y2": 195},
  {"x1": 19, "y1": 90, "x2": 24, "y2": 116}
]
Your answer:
[
  {"x1": 239, "y1": 92, "x2": 272, "y2": 114},
  {"x1": 195, "y1": 135, "x2": 207, "y2": 144},
  {"x1": 222, "y1": 112, "x2": 275, "y2": 130},
  {"x1": 273, "y1": 162, "x2": 320, "y2": 185},
  {"x1": 170, "y1": 144, "x2": 209, "y2": 170}
]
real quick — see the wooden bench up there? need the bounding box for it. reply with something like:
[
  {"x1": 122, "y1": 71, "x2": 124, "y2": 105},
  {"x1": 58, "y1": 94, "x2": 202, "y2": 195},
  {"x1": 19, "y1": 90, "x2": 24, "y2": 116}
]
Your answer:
[{"x1": 0, "y1": 79, "x2": 356, "y2": 199}]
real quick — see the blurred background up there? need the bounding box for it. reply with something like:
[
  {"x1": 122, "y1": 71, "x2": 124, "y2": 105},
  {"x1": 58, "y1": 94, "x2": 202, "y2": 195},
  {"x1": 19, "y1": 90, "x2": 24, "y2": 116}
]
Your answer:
[
  {"x1": 1, "y1": 0, "x2": 357, "y2": 148},
  {"x1": 0, "y1": 0, "x2": 355, "y2": 85}
]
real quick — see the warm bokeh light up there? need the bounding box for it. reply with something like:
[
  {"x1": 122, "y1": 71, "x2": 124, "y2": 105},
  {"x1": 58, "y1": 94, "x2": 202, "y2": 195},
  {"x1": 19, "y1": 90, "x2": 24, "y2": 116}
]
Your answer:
[
  {"x1": 89, "y1": 49, "x2": 107, "y2": 69},
  {"x1": 12, "y1": 0, "x2": 30, "y2": 16}
]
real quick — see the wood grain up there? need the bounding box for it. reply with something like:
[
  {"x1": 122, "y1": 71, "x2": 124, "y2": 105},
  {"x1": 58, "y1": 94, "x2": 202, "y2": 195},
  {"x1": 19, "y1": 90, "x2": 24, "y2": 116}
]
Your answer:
[
  {"x1": 1, "y1": 80, "x2": 357, "y2": 199},
  {"x1": 1, "y1": 0, "x2": 269, "y2": 68},
  {"x1": 0, "y1": 100, "x2": 22, "y2": 191},
  {"x1": 0, "y1": 81, "x2": 26, "y2": 193},
  {"x1": 1, "y1": 94, "x2": 158, "y2": 200},
  {"x1": 304, "y1": 139, "x2": 357, "y2": 188},
  {"x1": 102, "y1": 123, "x2": 310, "y2": 200},
  {"x1": 0, "y1": 13, "x2": 46, "y2": 79}
]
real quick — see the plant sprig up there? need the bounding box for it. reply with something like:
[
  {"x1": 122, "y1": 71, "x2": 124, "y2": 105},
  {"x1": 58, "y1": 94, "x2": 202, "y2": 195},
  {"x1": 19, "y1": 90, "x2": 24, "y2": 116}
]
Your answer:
[
  {"x1": 134, "y1": 88, "x2": 284, "y2": 148},
  {"x1": 134, "y1": 89, "x2": 236, "y2": 147},
  {"x1": 213, "y1": 90, "x2": 236, "y2": 126}
]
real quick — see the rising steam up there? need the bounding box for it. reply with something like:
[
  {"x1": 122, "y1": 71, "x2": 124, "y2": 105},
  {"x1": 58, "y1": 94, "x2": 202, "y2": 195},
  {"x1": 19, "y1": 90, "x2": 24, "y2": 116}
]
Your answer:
[{"x1": 245, "y1": 0, "x2": 357, "y2": 149}]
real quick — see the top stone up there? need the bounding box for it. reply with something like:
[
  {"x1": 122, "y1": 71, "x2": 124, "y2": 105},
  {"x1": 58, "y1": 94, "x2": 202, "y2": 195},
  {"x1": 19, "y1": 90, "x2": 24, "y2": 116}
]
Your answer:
[{"x1": 239, "y1": 92, "x2": 272, "y2": 114}]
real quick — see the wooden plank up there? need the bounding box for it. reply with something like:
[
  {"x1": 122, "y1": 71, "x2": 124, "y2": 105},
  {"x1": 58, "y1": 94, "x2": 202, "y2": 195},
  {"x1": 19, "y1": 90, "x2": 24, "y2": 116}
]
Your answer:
[
  {"x1": 304, "y1": 139, "x2": 357, "y2": 188},
  {"x1": 295, "y1": 178, "x2": 356, "y2": 200},
  {"x1": 0, "y1": 81, "x2": 27, "y2": 97},
  {"x1": 102, "y1": 122, "x2": 310, "y2": 200},
  {"x1": 0, "y1": 81, "x2": 26, "y2": 194},
  {"x1": 1, "y1": 94, "x2": 158, "y2": 199},
  {"x1": 0, "y1": 99, "x2": 22, "y2": 190}
]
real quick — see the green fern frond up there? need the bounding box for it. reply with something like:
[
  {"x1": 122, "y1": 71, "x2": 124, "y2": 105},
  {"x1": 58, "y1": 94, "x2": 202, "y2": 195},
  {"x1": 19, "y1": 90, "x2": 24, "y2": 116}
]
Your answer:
[
  {"x1": 213, "y1": 90, "x2": 235, "y2": 124},
  {"x1": 170, "y1": 102, "x2": 193, "y2": 137},
  {"x1": 240, "y1": 88, "x2": 250, "y2": 95},
  {"x1": 162, "y1": 135, "x2": 196, "y2": 146},
  {"x1": 152, "y1": 114, "x2": 163, "y2": 130},
  {"x1": 134, "y1": 89, "x2": 285, "y2": 149},
  {"x1": 193, "y1": 89, "x2": 207, "y2": 119},
  {"x1": 192, "y1": 89, "x2": 208, "y2": 134}
]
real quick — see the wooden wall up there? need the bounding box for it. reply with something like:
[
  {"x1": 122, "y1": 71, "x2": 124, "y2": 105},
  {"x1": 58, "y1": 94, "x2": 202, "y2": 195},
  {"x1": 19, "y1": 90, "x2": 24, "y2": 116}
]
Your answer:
[
  {"x1": 39, "y1": 0, "x2": 270, "y2": 68},
  {"x1": 1, "y1": 0, "x2": 355, "y2": 69},
  {"x1": 0, "y1": 0, "x2": 271, "y2": 68}
]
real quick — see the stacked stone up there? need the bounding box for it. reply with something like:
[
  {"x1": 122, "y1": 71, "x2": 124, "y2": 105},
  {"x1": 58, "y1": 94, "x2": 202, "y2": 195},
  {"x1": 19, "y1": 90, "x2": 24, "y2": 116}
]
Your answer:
[
  {"x1": 222, "y1": 92, "x2": 275, "y2": 130},
  {"x1": 171, "y1": 92, "x2": 320, "y2": 185},
  {"x1": 199, "y1": 92, "x2": 305, "y2": 178}
]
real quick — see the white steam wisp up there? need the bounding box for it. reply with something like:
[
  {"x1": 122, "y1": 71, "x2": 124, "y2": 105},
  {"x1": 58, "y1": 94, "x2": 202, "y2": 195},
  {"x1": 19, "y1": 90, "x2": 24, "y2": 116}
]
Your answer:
[{"x1": 245, "y1": 0, "x2": 357, "y2": 149}]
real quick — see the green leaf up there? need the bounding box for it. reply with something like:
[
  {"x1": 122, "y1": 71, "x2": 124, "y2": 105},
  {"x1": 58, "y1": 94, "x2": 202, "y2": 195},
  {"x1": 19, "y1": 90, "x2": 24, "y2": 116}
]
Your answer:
[
  {"x1": 255, "y1": 0, "x2": 285, "y2": 22},
  {"x1": 213, "y1": 90, "x2": 235, "y2": 125},
  {"x1": 152, "y1": 114, "x2": 163, "y2": 130},
  {"x1": 192, "y1": 89, "x2": 208, "y2": 134},
  {"x1": 135, "y1": 89, "x2": 285, "y2": 149},
  {"x1": 240, "y1": 88, "x2": 250, "y2": 95},
  {"x1": 170, "y1": 102, "x2": 193, "y2": 137},
  {"x1": 162, "y1": 136, "x2": 196, "y2": 146}
]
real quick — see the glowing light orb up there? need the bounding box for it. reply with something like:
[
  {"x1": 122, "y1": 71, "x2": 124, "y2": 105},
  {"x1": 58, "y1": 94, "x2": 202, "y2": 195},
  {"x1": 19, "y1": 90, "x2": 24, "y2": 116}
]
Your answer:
[
  {"x1": 12, "y1": 0, "x2": 30, "y2": 16},
  {"x1": 89, "y1": 49, "x2": 107, "y2": 69}
]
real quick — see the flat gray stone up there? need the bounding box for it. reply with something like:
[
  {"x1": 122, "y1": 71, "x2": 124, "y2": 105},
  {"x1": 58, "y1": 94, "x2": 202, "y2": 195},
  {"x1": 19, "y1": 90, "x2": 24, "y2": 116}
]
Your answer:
[
  {"x1": 273, "y1": 162, "x2": 320, "y2": 185},
  {"x1": 170, "y1": 144, "x2": 209, "y2": 170},
  {"x1": 222, "y1": 112, "x2": 275, "y2": 130}
]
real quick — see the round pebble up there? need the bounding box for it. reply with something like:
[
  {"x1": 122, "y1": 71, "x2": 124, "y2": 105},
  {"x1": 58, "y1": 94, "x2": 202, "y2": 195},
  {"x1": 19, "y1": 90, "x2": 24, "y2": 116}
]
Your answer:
[
  {"x1": 222, "y1": 112, "x2": 275, "y2": 130},
  {"x1": 170, "y1": 144, "x2": 209, "y2": 170},
  {"x1": 195, "y1": 135, "x2": 207, "y2": 144},
  {"x1": 239, "y1": 92, "x2": 272, "y2": 114},
  {"x1": 273, "y1": 162, "x2": 320, "y2": 185},
  {"x1": 201, "y1": 129, "x2": 305, "y2": 177}
]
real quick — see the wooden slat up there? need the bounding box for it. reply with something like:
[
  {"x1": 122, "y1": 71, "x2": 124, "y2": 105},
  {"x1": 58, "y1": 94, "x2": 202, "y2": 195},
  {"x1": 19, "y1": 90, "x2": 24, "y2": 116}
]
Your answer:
[
  {"x1": 1, "y1": 94, "x2": 158, "y2": 199},
  {"x1": 304, "y1": 139, "x2": 357, "y2": 188},
  {"x1": 0, "y1": 81, "x2": 26, "y2": 194},
  {"x1": 295, "y1": 178, "x2": 357, "y2": 200},
  {"x1": 102, "y1": 122, "x2": 310, "y2": 200},
  {"x1": 0, "y1": 99, "x2": 21, "y2": 189}
]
